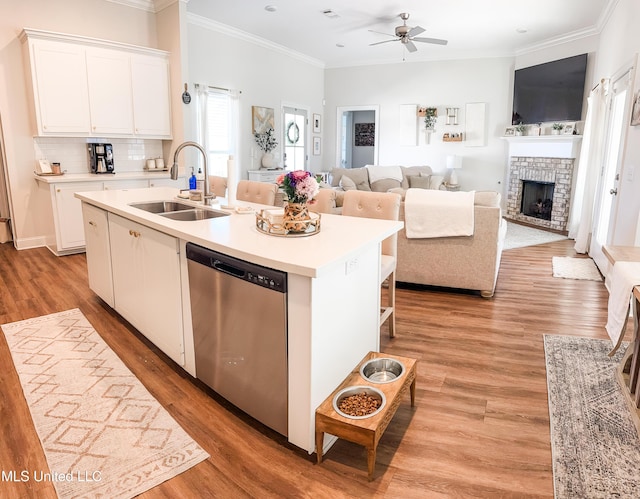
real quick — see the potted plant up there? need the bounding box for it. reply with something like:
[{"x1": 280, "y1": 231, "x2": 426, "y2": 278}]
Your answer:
[
  {"x1": 552, "y1": 123, "x2": 564, "y2": 135},
  {"x1": 254, "y1": 128, "x2": 278, "y2": 168},
  {"x1": 514, "y1": 123, "x2": 527, "y2": 136},
  {"x1": 424, "y1": 107, "x2": 438, "y2": 131}
]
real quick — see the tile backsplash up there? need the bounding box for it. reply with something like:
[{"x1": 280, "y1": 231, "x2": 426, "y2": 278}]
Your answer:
[{"x1": 33, "y1": 138, "x2": 164, "y2": 174}]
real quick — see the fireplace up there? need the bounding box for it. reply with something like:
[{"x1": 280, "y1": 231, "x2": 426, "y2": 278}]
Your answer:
[
  {"x1": 520, "y1": 180, "x2": 554, "y2": 220},
  {"x1": 505, "y1": 156, "x2": 574, "y2": 232}
]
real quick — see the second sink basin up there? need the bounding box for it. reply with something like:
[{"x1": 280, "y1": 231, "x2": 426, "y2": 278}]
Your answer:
[
  {"x1": 130, "y1": 200, "x2": 194, "y2": 213},
  {"x1": 160, "y1": 209, "x2": 229, "y2": 221}
]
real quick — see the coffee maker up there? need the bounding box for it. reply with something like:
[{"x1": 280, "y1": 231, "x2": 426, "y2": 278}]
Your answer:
[{"x1": 88, "y1": 143, "x2": 115, "y2": 174}]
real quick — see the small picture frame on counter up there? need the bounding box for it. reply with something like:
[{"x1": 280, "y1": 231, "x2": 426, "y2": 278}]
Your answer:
[{"x1": 562, "y1": 122, "x2": 575, "y2": 135}]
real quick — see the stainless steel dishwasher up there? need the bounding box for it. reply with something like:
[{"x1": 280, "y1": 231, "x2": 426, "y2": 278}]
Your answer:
[{"x1": 186, "y1": 243, "x2": 288, "y2": 436}]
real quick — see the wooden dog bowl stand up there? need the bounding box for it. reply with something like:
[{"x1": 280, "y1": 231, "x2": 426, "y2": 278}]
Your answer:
[{"x1": 315, "y1": 351, "x2": 417, "y2": 480}]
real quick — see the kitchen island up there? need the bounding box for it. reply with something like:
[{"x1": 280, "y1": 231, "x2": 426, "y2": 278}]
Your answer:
[{"x1": 76, "y1": 187, "x2": 402, "y2": 454}]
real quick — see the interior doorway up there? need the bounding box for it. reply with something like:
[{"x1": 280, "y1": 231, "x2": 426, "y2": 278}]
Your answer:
[
  {"x1": 590, "y1": 65, "x2": 634, "y2": 273},
  {"x1": 282, "y1": 106, "x2": 308, "y2": 171},
  {"x1": 336, "y1": 105, "x2": 379, "y2": 168}
]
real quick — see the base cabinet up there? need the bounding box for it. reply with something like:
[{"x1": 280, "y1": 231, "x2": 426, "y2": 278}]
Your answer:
[
  {"x1": 81, "y1": 203, "x2": 114, "y2": 307},
  {"x1": 108, "y1": 213, "x2": 184, "y2": 365}
]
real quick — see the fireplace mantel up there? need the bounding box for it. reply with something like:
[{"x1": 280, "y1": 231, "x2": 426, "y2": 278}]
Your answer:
[{"x1": 502, "y1": 135, "x2": 583, "y2": 159}]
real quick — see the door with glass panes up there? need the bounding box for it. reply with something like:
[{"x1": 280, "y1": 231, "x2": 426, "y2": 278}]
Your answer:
[{"x1": 282, "y1": 106, "x2": 307, "y2": 171}]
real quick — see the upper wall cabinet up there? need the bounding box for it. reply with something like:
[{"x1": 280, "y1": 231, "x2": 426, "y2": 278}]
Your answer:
[{"x1": 20, "y1": 29, "x2": 172, "y2": 139}]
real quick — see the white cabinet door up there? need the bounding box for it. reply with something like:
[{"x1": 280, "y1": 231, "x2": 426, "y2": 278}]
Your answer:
[
  {"x1": 53, "y1": 182, "x2": 103, "y2": 251},
  {"x1": 81, "y1": 203, "x2": 114, "y2": 307},
  {"x1": 86, "y1": 47, "x2": 134, "y2": 135},
  {"x1": 130, "y1": 54, "x2": 172, "y2": 138},
  {"x1": 149, "y1": 178, "x2": 184, "y2": 188},
  {"x1": 29, "y1": 39, "x2": 91, "y2": 135},
  {"x1": 108, "y1": 214, "x2": 184, "y2": 365}
]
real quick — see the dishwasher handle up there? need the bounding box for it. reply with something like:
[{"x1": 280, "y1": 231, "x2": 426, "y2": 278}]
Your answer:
[{"x1": 212, "y1": 259, "x2": 245, "y2": 278}]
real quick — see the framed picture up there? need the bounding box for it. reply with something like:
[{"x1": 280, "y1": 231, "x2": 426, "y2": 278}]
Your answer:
[
  {"x1": 252, "y1": 106, "x2": 274, "y2": 134},
  {"x1": 313, "y1": 136, "x2": 321, "y2": 155},
  {"x1": 504, "y1": 126, "x2": 515, "y2": 137},
  {"x1": 562, "y1": 122, "x2": 575, "y2": 135},
  {"x1": 631, "y1": 91, "x2": 640, "y2": 126},
  {"x1": 354, "y1": 123, "x2": 375, "y2": 146},
  {"x1": 313, "y1": 113, "x2": 321, "y2": 133}
]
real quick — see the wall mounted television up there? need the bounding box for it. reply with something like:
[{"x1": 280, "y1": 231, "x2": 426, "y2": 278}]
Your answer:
[{"x1": 512, "y1": 53, "x2": 588, "y2": 125}]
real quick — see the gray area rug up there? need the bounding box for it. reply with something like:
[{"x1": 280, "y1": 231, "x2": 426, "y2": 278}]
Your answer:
[
  {"x1": 504, "y1": 221, "x2": 567, "y2": 250},
  {"x1": 544, "y1": 335, "x2": 640, "y2": 498}
]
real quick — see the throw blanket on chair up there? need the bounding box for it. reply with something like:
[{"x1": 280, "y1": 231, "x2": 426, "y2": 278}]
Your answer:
[
  {"x1": 405, "y1": 189, "x2": 475, "y2": 238},
  {"x1": 366, "y1": 165, "x2": 403, "y2": 183},
  {"x1": 605, "y1": 261, "x2": 640, "y2": 355}
]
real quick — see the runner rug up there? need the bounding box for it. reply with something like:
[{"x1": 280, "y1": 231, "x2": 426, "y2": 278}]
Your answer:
[
  {"x1": 544, "y1": 335, "x2": 640, "y2": 498},
  {"x1": 1, "y1": 309, "x2": 209, "y2": 498}
]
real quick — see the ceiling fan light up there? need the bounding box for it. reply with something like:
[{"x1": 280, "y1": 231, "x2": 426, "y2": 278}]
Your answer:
[
  {"x1": 323, "y1": 9, "x2": 340, "y2": 19},
  {"x1": 264, "y1": 5, "x2": 277, "y2": 13}
]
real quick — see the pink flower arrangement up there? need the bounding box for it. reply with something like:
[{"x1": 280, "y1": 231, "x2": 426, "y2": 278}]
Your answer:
[{"x1": 276, "y1": 170, "x2": 320, "y2": 204}]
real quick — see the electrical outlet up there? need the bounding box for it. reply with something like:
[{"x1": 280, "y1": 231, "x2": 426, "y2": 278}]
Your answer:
[{"x1": 345, "y1": 257, "x2": 358, "y2": 275}]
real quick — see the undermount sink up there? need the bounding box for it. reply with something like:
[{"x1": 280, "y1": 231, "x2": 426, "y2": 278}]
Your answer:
[
  {"x1": 129, "y1": 201, "x2": 194, "y2": 213},
  {"x1": 160, "y1": 209, "x2": 229, "y2": 221}
]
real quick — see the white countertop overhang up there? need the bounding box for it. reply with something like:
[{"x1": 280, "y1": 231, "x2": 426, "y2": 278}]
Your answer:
[{"x1": 75, "y1": 187, "x2": 403, "y2": 278}]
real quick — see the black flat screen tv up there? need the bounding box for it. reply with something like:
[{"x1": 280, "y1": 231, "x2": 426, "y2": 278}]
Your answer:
[{"x1": 512, "y1": 53, "x2": 588, "y2": 125}]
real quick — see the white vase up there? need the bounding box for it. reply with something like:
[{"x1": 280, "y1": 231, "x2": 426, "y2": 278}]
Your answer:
[
  {"x1": 552, "y1": 129, "x2": 561, "y2": 135},
  {"x1": 261, "y1": 152, "x2": 275, "y2": 169}
]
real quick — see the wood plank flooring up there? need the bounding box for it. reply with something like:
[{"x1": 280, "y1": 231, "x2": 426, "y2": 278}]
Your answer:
[{"x1": 0, "y1": 239, "x2": 613, "y2": 498}]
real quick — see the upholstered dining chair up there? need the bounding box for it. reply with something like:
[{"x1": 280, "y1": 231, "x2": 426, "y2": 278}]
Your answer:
[
  {"x1": 209, "y1": 175, "x2": 227, "y2": 198},
  {"x1": 236, "y1": 180, "x2": 278, "y2": 205},
  {"x1": 342, "y1": 190, "x2": 402, "y2": 337}
]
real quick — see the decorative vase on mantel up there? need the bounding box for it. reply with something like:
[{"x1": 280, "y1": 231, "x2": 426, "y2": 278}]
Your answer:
[
  {"x1": 261, "y1": 152, "x2": 275, "y2": 169},
  {"x1": 283, "y1": 201, "x2": 311, "y2": 232}
]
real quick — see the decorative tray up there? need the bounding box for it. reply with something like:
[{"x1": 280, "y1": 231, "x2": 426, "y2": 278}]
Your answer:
[
  {"x1": 34, "y1": 171, "x2": 64, "y2": 176},
  {"x1": 255, "y1": 210, "x2": 321, "y2": 237}
]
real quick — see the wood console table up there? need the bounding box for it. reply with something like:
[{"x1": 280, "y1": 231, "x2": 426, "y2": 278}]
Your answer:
[{"x1": 603, "y1": 245, "x2": 640, "y2": 435}]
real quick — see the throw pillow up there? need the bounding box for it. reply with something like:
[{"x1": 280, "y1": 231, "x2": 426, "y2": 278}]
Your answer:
[
  {"x1": 371, "y1": 178, "x2": 402, "y2": 192},
  {"x1": 409, "y1": 175, "x2": 431, "y2": 189},
  {"x1": 339, "y1": 175, "x2": 357, "y2": 191},
  {"x1": 429, "y1": 175, "x2": 445, "y2": 190}
]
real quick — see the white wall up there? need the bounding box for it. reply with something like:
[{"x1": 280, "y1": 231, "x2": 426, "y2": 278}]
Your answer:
[
  {"x1": 593, "y1": 0, "x2": 640, "y2": 245},
  {"x1": 185, "y1": 16, "x2": 325, "y2": 181},
  {"x1": 0, "y1": 0, "x2": 159, "y2": 248},
  {"x1": 325, "y1": 57, "x2": 515, "y2": 193}
]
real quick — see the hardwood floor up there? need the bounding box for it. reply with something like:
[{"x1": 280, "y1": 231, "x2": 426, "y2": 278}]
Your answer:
[{"x1": 0, "y1": 239, "x2": 612, "y2": 498}]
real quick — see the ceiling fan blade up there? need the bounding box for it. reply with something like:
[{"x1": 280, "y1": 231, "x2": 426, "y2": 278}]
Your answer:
[
  {"x1": 405, "y1": 40, "x2": 418, "y2": 53},
  {"x1": 368, "y1": 29, "x2": 395, "y2": 38},
  {"x1": 369, "y1": 39, "x2": 399, "y2": 46},
  {"x1": 407, "y1": 25, "x2": 425, "y2": 37},
  {"x1": 412, "y1": 36, "x2": 449, "y2": 46}
]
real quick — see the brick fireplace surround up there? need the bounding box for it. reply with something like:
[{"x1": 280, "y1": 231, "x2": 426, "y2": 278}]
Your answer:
[
  {"x1": 505, "y1": 156, "x2": 575, "y2": 232},
  {"x1": 503, "y1": 135, "x2": 582, "y2": 233}
]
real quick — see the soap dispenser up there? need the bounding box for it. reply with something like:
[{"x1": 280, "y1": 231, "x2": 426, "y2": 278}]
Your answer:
[
  {"x1": 196, "y1": 167, "x2": 204, "y2": 191},
  {"x1": 189, "y1": 167, "x2": 197, "y2": 190}
]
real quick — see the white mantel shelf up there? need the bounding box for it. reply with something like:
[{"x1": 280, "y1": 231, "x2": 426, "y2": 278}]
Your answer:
[{"x1": 502, "y1": 135, "x2": 583, "y2": 159}]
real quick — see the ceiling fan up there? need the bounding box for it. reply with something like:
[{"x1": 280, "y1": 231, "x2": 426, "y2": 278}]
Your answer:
[{"x1": 369, "y1": 12, "x2": 448, "y2": 53}]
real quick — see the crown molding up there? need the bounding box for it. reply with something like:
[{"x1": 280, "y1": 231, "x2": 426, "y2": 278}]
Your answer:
[
  {"x1": 104, "y1": 0, "x2": 184, "y2": 13},
  {"x1": 187, "y1": 13, "x2": 325, "y2": 69}
]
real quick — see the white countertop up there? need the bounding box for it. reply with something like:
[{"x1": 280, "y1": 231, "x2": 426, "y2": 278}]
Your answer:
[
  {"x1": 34, "y1": 171, "x2": 182, "y2": 184},
  {"x1": 75, "y1": 187, "x2": 403, "y2": 278}
]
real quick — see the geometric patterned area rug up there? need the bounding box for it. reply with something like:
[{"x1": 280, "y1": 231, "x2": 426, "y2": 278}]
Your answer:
[
  {"x1": 1, "y1": 309, "x2": 209, "y2": 499},
  {"x1": 544, "y1": 335, "x2": 640, "y2": 498},
  {"x1": 552, "y1": 256, "x2": 603, "y2": 281}
]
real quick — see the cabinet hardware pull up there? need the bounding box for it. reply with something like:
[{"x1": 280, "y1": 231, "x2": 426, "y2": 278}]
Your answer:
[
  {"x1": 610, "y1": 188, "x2": 618, "y2": 195},
  {"x1": 89, "y1": 221, "x2": 96, "y2": 227},
  {"x1": 129, "y1": 230, "x2": 140, "y2": 238}
]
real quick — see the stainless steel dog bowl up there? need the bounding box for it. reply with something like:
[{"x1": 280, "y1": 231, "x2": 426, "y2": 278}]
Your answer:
[
  {"x1": 332, "y1": 386, "x2": 386, "y2": 419},
  {"x1": 359, "y1": 358, "x2": 405, "y2": 384}
]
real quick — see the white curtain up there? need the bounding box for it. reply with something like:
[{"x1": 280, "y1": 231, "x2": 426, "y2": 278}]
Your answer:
[
  {"x1": 569, "y1": 80, "x2": 609, "y2": 253},
  {"x1": 194, "y1": 83, "x2": 209, "y2": 154}
]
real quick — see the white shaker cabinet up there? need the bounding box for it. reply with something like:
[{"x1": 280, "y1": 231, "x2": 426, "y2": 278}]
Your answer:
[
  {"x1": 85, "y1": 47, "x2": 134, "y2": 136},
  {"x1": 48, "y1": 181, "x2": 103, "y2": 254},
  {"x1": 81, "y1": 203, "x2": 114, "y2": 307},
  {"x1": 21, "y1": 29, "x2": 171, "y2": 139},
  {"x1": 108, "y1": 213, "x2": 184, "y2": 365},
  {"x1": 131, "y1": 54, "x2": 172, "y2": 137},
  {"x1": 27, "y1": 39, "x2": 91, "y2": 135}
]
